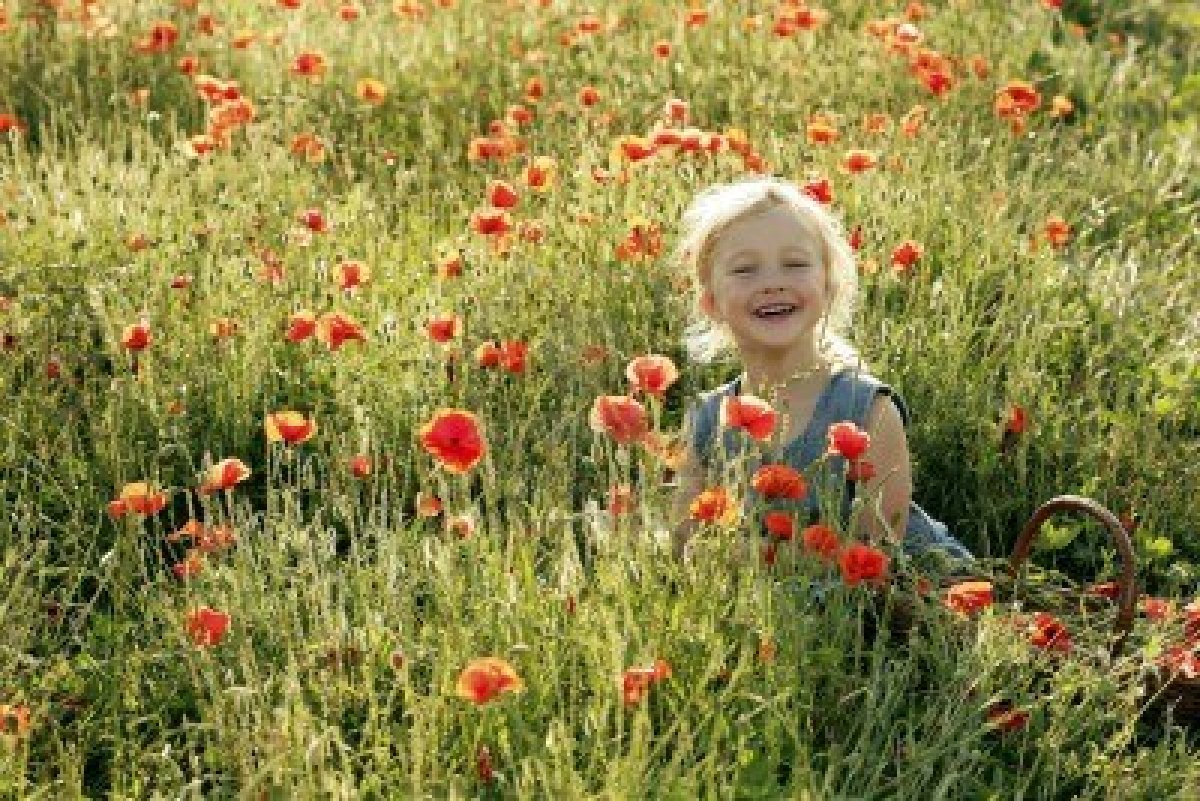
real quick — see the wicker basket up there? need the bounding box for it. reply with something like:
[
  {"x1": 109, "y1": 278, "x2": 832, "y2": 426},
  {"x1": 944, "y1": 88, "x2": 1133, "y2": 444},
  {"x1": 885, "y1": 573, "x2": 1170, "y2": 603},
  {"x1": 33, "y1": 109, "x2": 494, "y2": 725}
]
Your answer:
[{"x1": 1010, "y1": 495, "x2": 1199, "y2": 725}]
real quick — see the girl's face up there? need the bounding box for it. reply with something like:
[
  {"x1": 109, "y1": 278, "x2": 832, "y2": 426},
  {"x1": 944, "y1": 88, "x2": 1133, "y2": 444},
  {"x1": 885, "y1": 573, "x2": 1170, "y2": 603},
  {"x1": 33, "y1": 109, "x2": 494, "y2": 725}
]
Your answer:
[{"x1": 700, "y1": 204, "x2": 829, "y2": 360}]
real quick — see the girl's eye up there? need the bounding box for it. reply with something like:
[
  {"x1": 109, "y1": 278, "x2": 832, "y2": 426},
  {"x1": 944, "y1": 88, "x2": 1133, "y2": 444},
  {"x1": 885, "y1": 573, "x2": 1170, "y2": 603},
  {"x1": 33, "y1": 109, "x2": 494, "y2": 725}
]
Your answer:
[
  {"x1": 732, "y1": 265, "x2": 756, "y2": 275},
  {"x1": 785, "y1": 262, "x2": 809, "y2": 270}
]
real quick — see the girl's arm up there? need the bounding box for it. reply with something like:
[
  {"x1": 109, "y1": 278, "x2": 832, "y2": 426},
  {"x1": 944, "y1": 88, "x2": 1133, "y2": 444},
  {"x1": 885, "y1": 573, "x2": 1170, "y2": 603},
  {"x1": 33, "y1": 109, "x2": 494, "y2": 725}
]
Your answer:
[{"x1": 852, "y1": 395, "x2": 912, "y2": 545}]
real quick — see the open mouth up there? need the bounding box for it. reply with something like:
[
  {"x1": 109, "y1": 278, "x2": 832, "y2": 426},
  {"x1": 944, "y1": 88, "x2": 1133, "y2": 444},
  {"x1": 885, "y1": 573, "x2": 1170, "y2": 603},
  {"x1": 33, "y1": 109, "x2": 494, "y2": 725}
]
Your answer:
[{"x1": 753, "y1": 303, "x2": 798, "y2": 319}]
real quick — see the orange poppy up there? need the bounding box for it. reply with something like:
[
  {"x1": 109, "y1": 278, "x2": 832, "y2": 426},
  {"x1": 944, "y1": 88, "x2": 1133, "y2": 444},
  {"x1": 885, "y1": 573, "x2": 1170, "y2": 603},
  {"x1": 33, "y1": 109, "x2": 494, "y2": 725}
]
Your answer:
[
  {"x1": 316, "y1": 312, "x2": 366, "y2": 351},
  {"x1": 172, "y1": 551, "x2": 205, "y2": 581},
  {"x1": 806, "y1": 117, "x2": 839, "y2": 145},
  {"x1": 419, "y1": 409, "x2": 487, "y2": 473},
  {"x1": 356, "y1": 78, "x2": 387, "y2": 106},
  {"x1": 801, "y1": 524, "x2": 841, "y2": 562},
  {"x1": 523, "y1": 156, "x2": 557, "y2": 191},
  {"x1": 455, "y1": 657, "x2": 524, "y2": 705},
  {"x1": 943, "y1": 581, "x2": 994, "y2": 616},
  {"x1": 109, "y1": 482, "x2": 168, "y2": 518},
  {"x1": 589, "y1": 395, "x2": 649, "y2": 444},
  {"x1": 209, "y1": 317, "x2": 239, "y2": 340},
  {"x1": 185, "y1": 606, "x2": 231, "y2": 647},
  {"x1": 689, "y1": 487, "x2": 737, "y2": 525},
  {"x1": 1043, "y1": 215, "x2": 1071, "y2": 248},
  {"x1": 720, "y1": 395, "x2": 777, "y2": 441},
  {"x1": 621, "y1": 659, "x2": 671, "y2": 706},
  {"x1": 1140, "y1": 597, "x2": 1175, "y2": 622},
  {"x1": 751, "y1": 464, "x2": 807, "y2": 501},
  {"x1": 298, "y1": 207, "x2": 329, "y2": 233},
  {"x1": 986, "y1": 701, "x2": 1030, "y2": 733},
  {"x1": 625, "y1": 355, "x2": 678, "y2": 397},
  {"x1": 839, "y1": 543, "x2": 889, "y2": 586},
  {"x1": 607, "y1": 484, "x2": 635, "y2": 515},
  {"x1": 845, "y1": 460, "x2": 876, "y2": 482},
  {"x1": 802, "y1": 176, "x2": 833, "y2": 205},
  {"x1": 446, "y1": 514, "x2": 475, "y2": 539},
  {"x1": 265, "y1": 411, "x2": 317, "y2": 445},
  {"x1": 199, "y1": 458, "x2": 251, "y2": 493},
  {"x1": 994, "y1": 81, "x2": 1041, "y2": 119},
  {"x1": 0, "y1": 704, "x2": 31, "y2": 738},
  {"x1": 416, "y1": 492, "x2": 443, "y2": 517},
  {"x1": 827, "y1": 421, "x2": 871, "y2": 461},
  {"x1": 475, "y1": 341, "x2": 501, "y2": 368}
]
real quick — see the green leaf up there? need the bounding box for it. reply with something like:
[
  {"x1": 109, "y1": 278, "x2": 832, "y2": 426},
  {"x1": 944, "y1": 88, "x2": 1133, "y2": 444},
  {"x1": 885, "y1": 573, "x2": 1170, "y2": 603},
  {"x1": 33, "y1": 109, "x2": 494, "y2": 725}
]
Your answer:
[{"x1": 1034, "y1": 522, "x2": 1079, "y2": 552}]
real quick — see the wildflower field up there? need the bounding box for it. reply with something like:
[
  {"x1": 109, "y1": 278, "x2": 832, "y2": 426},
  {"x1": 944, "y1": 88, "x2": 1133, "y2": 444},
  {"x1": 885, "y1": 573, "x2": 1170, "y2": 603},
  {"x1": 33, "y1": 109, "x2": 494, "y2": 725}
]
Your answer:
[{"x1": 2, "y1": 0, "x2": 1200, "y2": 797}]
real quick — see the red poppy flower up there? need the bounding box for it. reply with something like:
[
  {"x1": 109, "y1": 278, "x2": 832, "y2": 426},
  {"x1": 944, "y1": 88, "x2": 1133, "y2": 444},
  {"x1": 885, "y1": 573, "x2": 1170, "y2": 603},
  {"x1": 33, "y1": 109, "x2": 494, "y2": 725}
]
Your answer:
[
  {"x1": 764, "y1": 511, "x2": 795, "y2": 541},
  {"x1": 801, "y1": 524, "x2": 841, "y2": 562},
  {"x1": 720, "y1": 395, "x2": 777, "y2": 441},
  {"x1": 841, "y1": 149, "x2": 878, "y2": 174},
  {"x1": 839, "y1": 543, "x2": 889, "y2": 586},
  {"x1": 0, "y1": 113, "x2": 27, "y2": 135},
  {"x1": 471, "y1": 208, "x2": 511, "y2": 236},
  {"x1": 122, "y1": 322, "x2": 152, "y2": 351},
  {"x1": 185, "y1": 606, "x2": 231, "y2": 647},
  {"x1": 419, "y1": 409, "x2": 487, "y2": 473},
  {"x1": 456, "y1": 657, "x2": 524, "y2": 704},
  {"x1": 890, "y1": 240, "x2": 924, "y2": 272},
  {"x1": 689, "y1": 487, "x2": 736, "y2": 525},
  {"x1": 285, "y1": 311, "x2": 317, "y2": 343},
  {"x1": 621, "y1": 659, "x2": 671, "y2": 706},
  {"x1": 1140, "y1": 597, "x2": 1175, "y2": 622},
  {"x1": 802, "y1": 176, "x2": 833, "y2": 205},
  {"x1": 1043, "y1": 215, "x2": 1071, "y2": 248},
  {"x1": 826, "y1": 421, "x2": 871, "y2": 461},
  {"x1": 1004, "y1": 404, "x2": 1028, "y2": 436},
  {"x1": 486, "y1": 179, "x2": 520, "y2": 210},
  {"x1": 426, "y1": 314, "x2": 462, "y2": 343},
  {"x1": 943, "y1": 581, "x2": 993, "y2": 616},
  {"x1": 265, "y1": 411, "x2": 317, "y2": 445},
  {"x1": 290, "y1": 50, "x2": 328, "y2": 80},
  {"x1": 652, "y1": 39, "x2": 673, "y2": 59},
  {"x1": 578, "y1": 85, "x2": 601, "y2": 107},
  {"x1": 806, "y1": 118, "x2": 839, "y2": 145},
  {"x1": 1157, "y1": 647, "x2": 1200, "y2": 679},
  {"x1": 335, "y1": 260, "x2": 369, "y2": 291},
  {"x1": 498, "y1": 340, "x2": 529, "y2": 374},
  {"x1": 523, "y1": 156, "x2": 556, "y2": 191},
  {"x1": 589, "y1": 395, "x2": 649, "y2": 444},
  {"x1": 475, "y1": 341, "x2": 501, "y2": 368},
  {"x1": 625, "y1": 355, "x2": 678, "y2": 398},
  {"x1": 1085, "y1": 581, "x2": 1123, "y2": 600},
  {"x1": 1027, "y1": 612, "x2": 1072, "y2": 654},
  {"x1": 348, "y1": 454, "x2": 372, "y2": 479},
  {"x1": 751, "y1": 464, "x2": 807, "y2": 501},
  {"x1": 199, "y1": 458, "x2": 251, "y2": 493},
  {"x1": 986, "y1": 700, "x2": 1030, "y2": 733},
  {"x1": 316, "y1": 312, "x2": 366, "y2": 351},
  {"x1": 1185, "y1": 603, "x2": 1200, "y2": 643},
  {"x1": 994, "y1": 81, "x2": 1041, "y2": 119},
  {"x1": 298, "y1": 207, "x2": 329, "y2": 233}
]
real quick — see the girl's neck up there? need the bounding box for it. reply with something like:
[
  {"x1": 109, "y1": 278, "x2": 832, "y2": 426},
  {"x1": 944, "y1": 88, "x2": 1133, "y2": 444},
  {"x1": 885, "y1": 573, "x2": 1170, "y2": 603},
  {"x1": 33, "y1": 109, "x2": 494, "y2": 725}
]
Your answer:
[{"x1": 739, "y1": 342, "x2": 831, "y2": 398}]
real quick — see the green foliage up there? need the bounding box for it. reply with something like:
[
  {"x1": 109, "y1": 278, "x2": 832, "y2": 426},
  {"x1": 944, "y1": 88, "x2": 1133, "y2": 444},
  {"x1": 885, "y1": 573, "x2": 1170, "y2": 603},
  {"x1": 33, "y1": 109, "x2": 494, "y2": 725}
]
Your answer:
[{"x1": 0, "y1": 0, "x2": 1197, "y2": 797}]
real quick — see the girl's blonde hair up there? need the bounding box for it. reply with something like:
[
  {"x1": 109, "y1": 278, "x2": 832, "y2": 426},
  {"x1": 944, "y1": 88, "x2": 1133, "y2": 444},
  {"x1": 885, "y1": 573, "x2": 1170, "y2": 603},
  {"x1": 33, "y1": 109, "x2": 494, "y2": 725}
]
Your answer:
[{"x1": 674, "y1": 176, "x2": 864, "y2": 369}]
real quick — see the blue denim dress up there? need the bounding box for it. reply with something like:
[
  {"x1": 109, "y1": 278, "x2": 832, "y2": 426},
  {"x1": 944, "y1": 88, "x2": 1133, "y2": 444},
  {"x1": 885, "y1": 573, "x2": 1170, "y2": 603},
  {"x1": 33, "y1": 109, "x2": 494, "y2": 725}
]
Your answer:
[{"x1": 687, "y1": 365, "x2": 973, "y2": 562}]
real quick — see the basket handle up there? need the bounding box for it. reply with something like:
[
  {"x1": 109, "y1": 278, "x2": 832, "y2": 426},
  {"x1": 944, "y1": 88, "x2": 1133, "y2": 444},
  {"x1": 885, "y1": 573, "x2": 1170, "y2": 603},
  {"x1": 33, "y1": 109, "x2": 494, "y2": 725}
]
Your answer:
[{"x1": 1007, "y1": 495, "x2": 1138, "y2": 656}]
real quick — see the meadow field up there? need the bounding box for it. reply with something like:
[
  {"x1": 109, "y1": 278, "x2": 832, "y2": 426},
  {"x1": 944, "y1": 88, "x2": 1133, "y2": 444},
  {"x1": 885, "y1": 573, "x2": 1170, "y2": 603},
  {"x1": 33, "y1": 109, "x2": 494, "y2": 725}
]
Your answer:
[{"x1": 1, "y1": 0, "x2": 1199, "y2": 797}]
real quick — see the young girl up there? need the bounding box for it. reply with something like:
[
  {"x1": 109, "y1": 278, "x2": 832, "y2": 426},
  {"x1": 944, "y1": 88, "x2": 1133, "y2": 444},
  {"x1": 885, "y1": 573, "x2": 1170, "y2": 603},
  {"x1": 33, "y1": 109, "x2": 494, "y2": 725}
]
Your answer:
[{"x1": 669, "y1": 177, "x2": 973, "y2": 564}]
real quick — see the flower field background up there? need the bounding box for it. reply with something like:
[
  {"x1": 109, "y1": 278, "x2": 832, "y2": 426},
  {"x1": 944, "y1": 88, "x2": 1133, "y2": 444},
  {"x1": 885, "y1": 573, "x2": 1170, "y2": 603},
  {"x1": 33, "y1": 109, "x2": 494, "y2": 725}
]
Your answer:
[{"x1": 1, "y1": 0, "x2": 1199, "y2": 797}]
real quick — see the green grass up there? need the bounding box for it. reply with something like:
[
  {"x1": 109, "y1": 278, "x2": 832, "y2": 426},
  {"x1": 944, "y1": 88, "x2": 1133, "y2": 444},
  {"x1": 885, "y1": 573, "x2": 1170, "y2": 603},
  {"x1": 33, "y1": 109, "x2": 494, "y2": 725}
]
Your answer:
[{"x1": 1, "y1": 0, "x2": 1198, "y2": 796}]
